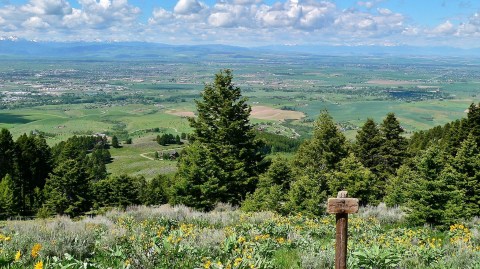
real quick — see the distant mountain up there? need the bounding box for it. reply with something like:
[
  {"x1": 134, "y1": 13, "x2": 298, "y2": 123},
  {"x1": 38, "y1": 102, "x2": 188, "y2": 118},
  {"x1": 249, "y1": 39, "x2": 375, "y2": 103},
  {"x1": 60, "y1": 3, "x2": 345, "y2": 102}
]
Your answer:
[
  {"x1": 257, "y1": 44, "x2": 480, "y2": 57},
  {"x1": 0, "y1": 39, "x2": 479, "y2": 59},
  {"x1": 0, "y1": 39, "x2": 252, "y2": 60}
]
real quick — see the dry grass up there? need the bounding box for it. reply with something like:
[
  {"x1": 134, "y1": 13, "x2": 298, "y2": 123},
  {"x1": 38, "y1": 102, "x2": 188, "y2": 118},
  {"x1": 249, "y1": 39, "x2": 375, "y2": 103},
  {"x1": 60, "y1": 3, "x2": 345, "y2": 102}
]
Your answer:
[{"x1": 250, "y1": 106, "x2": 305, "y2": 121}]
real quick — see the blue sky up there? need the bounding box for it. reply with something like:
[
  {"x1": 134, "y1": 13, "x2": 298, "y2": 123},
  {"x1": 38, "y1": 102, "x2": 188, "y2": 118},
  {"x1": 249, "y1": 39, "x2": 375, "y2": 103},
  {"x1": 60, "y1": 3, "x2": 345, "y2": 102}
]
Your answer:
[{"x1": 0, "y1": 0, "x2": 479, "y2": 48}]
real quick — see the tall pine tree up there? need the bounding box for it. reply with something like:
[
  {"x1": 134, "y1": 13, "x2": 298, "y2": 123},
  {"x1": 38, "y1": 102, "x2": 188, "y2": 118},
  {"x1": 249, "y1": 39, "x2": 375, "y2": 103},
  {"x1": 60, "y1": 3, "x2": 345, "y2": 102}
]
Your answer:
[
  {"x1": 379, "y1": 113, "x2": 407, "y2": 177},
  {"x1": 0, "y1": 129, "x2": 15, "y2": 180},
  {"x1": 288, "y1": 111, "x2": 348, "y2": 216},
  {"x1": 355, "y1": 118, "x2": 384, "y2": 175},
  {"x1": 172, "y1": 70, "x2": 264, "y2": 210}
]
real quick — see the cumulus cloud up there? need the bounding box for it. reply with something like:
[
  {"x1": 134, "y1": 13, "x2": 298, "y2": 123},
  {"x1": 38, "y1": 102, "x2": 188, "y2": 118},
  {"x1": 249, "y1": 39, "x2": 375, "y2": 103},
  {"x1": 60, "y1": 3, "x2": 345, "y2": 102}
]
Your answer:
[
  {"x1": 174, "y1": 0, "x2": 206, "y2": 15},
  {"x1": 63, "y1": 0, "x2": 140, "y2": 29},
  {"x1": 458, "y1": 12, "x2": 480, "y2": 36},
  {"x1": 430, "y1": 20, "x2": 456, "y2": 35},
  {"x1": 22, "y1": 16, "x2": 50, "y2": 29},
  {"x1": 0, "y1": 0, "x2": 480, "y2": 47}
]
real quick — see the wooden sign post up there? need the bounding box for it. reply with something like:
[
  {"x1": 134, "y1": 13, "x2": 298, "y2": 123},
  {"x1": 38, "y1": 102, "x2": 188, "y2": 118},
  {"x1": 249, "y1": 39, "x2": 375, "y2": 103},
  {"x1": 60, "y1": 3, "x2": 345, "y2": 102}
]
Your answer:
[{"x1": 327, "y1": 191, "x2": 359, "y2": 269}]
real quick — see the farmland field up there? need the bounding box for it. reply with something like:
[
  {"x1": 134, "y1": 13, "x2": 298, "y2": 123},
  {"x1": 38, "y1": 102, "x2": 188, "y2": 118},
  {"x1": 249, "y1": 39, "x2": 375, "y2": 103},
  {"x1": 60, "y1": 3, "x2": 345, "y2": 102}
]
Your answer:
[
  {"x1": 1, "y1": 54, "x2": 480, "y2": 177},
  {"x1": 0, "y1": 205, "x2": 479, "y2": 268}
]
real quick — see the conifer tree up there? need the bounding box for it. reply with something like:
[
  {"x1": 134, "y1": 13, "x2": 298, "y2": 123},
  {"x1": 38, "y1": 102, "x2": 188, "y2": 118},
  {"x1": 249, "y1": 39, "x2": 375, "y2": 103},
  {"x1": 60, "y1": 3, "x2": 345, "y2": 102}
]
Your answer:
[
  {"x1": 43, "y1": 159, "x2": 91, "y2": 217},
  {"x1": 0, "y1": 174, "x2": 16, "y2": 217},
  {"x1": 14, "y1": 134, "x2": 52, "y2": 214},
  {"x1": 0, "y1": 129, "x2": 15, "y2": 180},
  {"x1": 292, "y1": 111, "x2": 348, "y2": 189},
  {"x1": 451, "y1": 134, "x2": 480, "y2": 217},
  {"x1": 327, "y1": 153, "x2": 380, "y2": 206},
  {"x1": 287, "y1": 111, "x2": 348, "y2": 216},
  {"x1": 355, "y1": 118, "x2": 384, "y2": 175},
  {"x1": 379, "y1": 113, "x2": 407, "y2": 176},
  {"x1": 111, "y1": 135, "x2": 120, "y2": 148},
  {"x1": 404, "y1": 145, "x2": 463, "y2": 226},
  {"x1": 467, "y1": 102, "x2": 480, "y2": 144},
  {"x1": 242, "y1": 157, "x2": 294, "y2": 213},
  {"x1": 173, "y1": 70, "x2": 264, "y2": 210}
]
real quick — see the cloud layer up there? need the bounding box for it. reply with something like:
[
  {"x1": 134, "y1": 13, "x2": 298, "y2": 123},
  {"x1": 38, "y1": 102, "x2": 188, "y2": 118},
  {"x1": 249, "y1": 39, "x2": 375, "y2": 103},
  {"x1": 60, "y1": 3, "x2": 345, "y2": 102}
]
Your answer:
[{"x1": 0, "y1": 0, "x2": 479, "y2": 47}]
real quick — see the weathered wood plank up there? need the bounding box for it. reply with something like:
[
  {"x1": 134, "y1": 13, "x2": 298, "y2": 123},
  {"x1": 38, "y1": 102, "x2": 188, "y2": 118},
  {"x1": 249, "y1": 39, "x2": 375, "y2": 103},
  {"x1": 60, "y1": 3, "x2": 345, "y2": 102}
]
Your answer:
[{"x1": 327, "y1": 198, "x2": 359, "y2": 214}]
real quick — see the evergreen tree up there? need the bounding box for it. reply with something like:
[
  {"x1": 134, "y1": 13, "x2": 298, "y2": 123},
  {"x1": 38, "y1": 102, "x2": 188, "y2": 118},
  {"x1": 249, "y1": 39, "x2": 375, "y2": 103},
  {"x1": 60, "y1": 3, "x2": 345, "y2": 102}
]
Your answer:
[
  {"x1": 355, "y1": 118, "x2": 384, "y2": 175},
  {"x1": 0, "y1": 174, "x2": 16, "y2": 217},
  {"x1": 292, "y1": 111, "x2": 348, "y2": 192},
  {"x1": 242, "y1": 157, "x2": 294, "y2": 213},
  {"x1": 379, "y1": 113, "x2": 407, "y2": 176},
  {"x1": 467, "y1": 102, "x2": 480, "y2": 144},
  {"x1": 93, "y1": 175, "x2": 145, "y2": 208},
  {"x1": 173, "y1": 70, "x2": 264, "y2": 209},
  {"x1": 287, "y1": 111, "x2": 348, "y2": 216},
  {"x1": 327, "y1": 153, "x2": 380, "y2": 206},
  {"x1": 172, "y1": 142, "x2": 224, "y2": 210},
  {"x1": 285, "y1": 175, "x2": 326, "y2": 217},
  {"x1": 451, "y1": 134, "x2": 480, "y2": 218},
  {"x1": 14, "y1": 134, "x2": 52, "y2": 214},
  {"x1": 141, "y1": 175, "x2": 170, "y2": 206},
  {"x1": 0, "y1": 129, "x2": 15, "y2": 180},
  {"x1": 111, "y1": 135, "x2": 120, "y2": 148},
  {"x1": 43, "y1": 159, "x2": 91, "y2": 217},
  {"x1": 404, "y1": 145, "x2": 463, "y2": 226}
]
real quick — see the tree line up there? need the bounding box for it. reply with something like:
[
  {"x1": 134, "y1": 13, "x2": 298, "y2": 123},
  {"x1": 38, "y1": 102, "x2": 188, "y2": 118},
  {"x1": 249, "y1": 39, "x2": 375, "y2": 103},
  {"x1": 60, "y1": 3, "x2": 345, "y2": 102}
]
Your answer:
[
  {"x1": 1, "y1": 70, "x2": 479, "y2": 227},
  {"x1": 0, "y1": 133, "x2": 168, "y2": 218}
]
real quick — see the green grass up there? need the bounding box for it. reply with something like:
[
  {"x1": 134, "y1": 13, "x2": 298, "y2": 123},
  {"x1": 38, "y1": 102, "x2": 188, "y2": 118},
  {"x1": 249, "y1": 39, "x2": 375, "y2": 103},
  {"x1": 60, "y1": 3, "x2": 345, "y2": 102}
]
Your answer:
[{"x1": 106, "y1": 135, "x2": 181, "y2": 179}]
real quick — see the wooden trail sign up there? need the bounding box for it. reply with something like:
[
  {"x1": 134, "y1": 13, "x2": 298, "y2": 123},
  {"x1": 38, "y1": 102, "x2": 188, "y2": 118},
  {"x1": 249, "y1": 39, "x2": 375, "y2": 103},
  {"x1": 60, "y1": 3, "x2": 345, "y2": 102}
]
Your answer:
[{"x1": 327, "y1": 191, "x2": 359, "y2": 269}]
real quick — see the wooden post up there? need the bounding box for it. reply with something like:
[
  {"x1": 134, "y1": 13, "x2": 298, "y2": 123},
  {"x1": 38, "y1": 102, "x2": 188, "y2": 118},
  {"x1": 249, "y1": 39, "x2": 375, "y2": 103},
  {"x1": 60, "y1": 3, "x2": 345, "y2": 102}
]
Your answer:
[{"x1": 327, "y1": 191, "x2": 359, "y2": 269}]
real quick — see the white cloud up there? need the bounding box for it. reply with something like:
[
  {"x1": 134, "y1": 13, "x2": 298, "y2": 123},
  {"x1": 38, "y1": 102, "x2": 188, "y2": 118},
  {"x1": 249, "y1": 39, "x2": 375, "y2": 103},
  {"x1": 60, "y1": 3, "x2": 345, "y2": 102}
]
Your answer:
[
  {"x1": 458, "y1": 12, "x2": 480, "y2": 36},
  {"x1": 20, "y1": 0, "x2": 72, "y2": 16},
  {"x1": 149, "y1": 8, "x2": 174, "y2": 24},
  {"x1": 430, "y1": 20, "x2": 456, "y2": 35},
  {"x1": 0, "y1": 0, "x2": 479, "y2": 48},
  {"x1": 62, "y1": 0, "x2": 140, "y2": 29},
  {"x1": 174, "y1": 0, "x2": 206, "y2": 15},
  {"x1": 22, "y1": 16, "x2": 50, "y2": 29}
]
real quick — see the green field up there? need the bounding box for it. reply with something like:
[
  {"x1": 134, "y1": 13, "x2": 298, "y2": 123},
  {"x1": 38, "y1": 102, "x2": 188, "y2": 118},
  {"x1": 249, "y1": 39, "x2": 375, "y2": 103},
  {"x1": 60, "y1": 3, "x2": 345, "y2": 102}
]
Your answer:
[{"x1": 1, "y1": 55, "x2": 479, "y2": 178}]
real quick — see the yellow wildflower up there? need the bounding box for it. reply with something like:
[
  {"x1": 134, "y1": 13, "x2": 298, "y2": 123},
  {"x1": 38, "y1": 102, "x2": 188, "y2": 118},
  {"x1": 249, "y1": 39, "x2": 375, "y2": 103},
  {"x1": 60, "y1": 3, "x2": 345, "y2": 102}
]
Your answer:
[
  {"x1": 31, "y1": 243, "x2": 42, "y2": 259},
  {"x1": 204, "y1": 260, "x2": 212, "y2": 269},
  {"x1": 234, "y1": 257, "x2": 242, "y2": 266},
  {"x1": 34, "y1": 261, "x2": 43, "y2": 269},
  {"x1": 15, "y1": 250, "x2": 21, "y2": 262}
]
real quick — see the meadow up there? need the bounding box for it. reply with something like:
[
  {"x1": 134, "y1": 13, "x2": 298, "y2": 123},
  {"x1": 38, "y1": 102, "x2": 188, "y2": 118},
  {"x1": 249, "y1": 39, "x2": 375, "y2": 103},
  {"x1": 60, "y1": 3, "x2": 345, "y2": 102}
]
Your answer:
[{"x1": 0, "y1": 204, "x2": 479, "y2": 269}]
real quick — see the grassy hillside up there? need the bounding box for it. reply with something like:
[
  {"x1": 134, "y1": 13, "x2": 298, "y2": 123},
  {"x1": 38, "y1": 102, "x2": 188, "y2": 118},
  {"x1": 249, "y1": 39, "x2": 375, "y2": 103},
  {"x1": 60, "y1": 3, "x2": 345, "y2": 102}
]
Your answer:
[{"x1": 0, "y1": 205, "x2": 479, "y2": 268}]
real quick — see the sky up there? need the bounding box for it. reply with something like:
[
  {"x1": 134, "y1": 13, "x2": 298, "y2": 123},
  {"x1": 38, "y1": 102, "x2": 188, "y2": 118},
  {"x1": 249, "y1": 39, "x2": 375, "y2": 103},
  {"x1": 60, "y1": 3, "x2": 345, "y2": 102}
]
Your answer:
[{"x1": 0, "y1": 0, "x2": 479, "y2": 48}]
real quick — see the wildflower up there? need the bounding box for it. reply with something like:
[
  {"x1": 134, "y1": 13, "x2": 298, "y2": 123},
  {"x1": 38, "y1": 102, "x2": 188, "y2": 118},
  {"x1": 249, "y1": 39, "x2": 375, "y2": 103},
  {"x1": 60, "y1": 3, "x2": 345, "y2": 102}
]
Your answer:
[
  {"x1": 31, "y1": 243, "x2": 42, "y2": 259},
  {"x1": 237, "y1": 236, "x2": 246, "y2": 244},
  {"x1": 15, "y1": 250, "x2": 21, "y2": 262},
  {"x1": 234, "y1": 257, "x2": 242, "y2": 266},
  {"x1": 204, "y1": 260, "x2": 212, "y2": 269},
  {"x1": 125, "y1": 259, "x2": 131, "y2": 266},
  {"x1": 34, "y1": 261, "x2": 43, "y2": 269}
]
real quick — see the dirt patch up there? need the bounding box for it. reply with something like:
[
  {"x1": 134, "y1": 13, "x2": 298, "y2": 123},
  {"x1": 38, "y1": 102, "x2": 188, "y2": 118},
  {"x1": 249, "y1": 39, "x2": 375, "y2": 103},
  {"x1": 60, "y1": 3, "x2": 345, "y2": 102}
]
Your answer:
[
  {"x1": 366, "y1": 79, "x2": 417, "y2": 86},
  {"x1": 166, "y1": 106, "x2": 305, "y2": 121},
  {"x1": 166, "y1": 110, "x2": 196, "y2": 117},
  {"x1": 250, "y1": 106, "x2": 305, "y2": 121}
]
